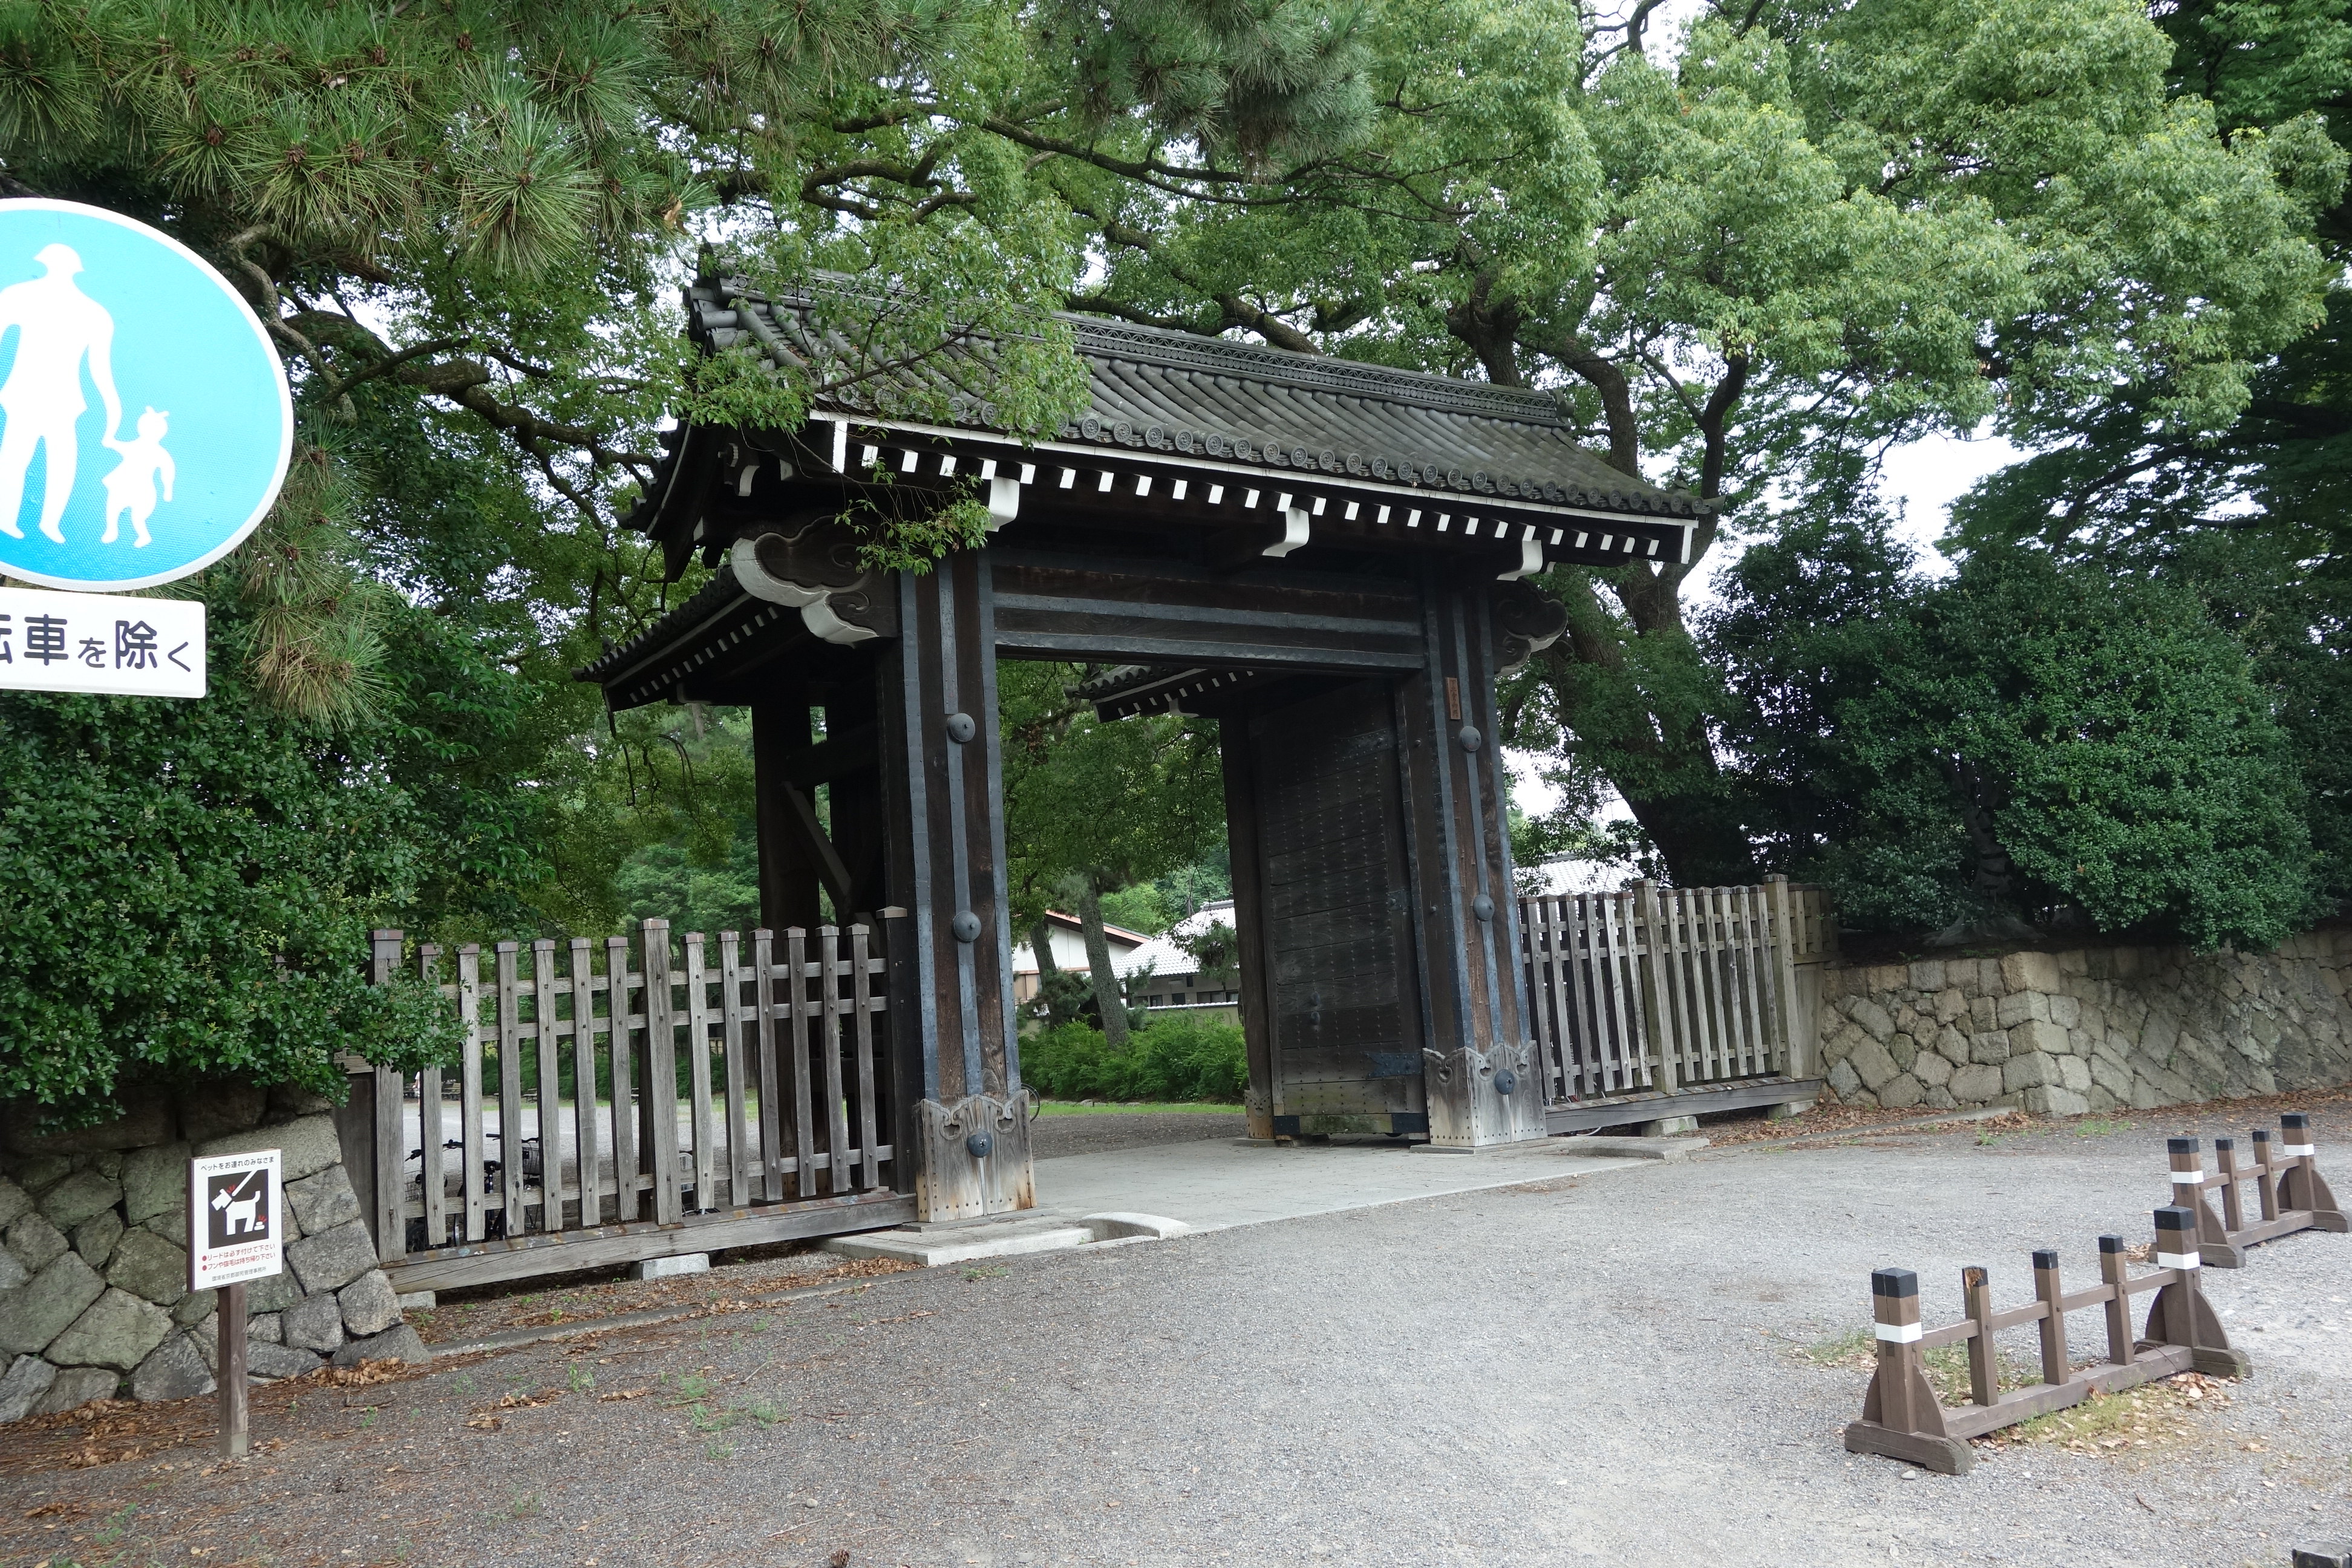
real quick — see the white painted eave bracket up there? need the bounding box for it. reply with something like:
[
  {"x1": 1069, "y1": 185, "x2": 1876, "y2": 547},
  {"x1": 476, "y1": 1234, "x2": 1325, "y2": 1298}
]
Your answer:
[{"x1": 1263, "y1": 507, "x2": 1311, "y2": 558}]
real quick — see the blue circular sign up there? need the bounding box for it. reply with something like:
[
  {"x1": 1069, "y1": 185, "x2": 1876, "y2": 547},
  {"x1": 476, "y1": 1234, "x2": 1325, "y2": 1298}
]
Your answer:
[{"x1": 0, "y1": 200, "x2": 292, "y2": 591}]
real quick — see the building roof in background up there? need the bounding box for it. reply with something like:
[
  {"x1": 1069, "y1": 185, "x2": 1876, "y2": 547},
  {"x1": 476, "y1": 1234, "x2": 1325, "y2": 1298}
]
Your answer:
[
  {"x1": 1115, "y1": 900, "x2": 1236, "y2": 981},
  {"x1": 1010, "y1": 910, "x2": 1151, "y2": 975}
]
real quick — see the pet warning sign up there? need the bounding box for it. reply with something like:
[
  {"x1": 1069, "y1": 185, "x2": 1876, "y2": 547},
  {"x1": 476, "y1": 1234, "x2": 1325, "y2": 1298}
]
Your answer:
[{"x1": 188, "y1": 1148, "x2": 283, "y2": 1290}]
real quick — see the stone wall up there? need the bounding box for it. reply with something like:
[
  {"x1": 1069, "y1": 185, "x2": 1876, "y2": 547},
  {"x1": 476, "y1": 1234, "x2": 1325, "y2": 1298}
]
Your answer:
[
  {"x1": 1815, "y1": 929, "x2": 2352, "y2": 1117},
  {"x1": 0, "y1": 1079, "x2": 424, "y2": 1424}
]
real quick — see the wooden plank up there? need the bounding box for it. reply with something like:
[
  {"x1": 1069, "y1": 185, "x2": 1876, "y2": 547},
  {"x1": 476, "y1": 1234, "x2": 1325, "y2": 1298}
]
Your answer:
[
  {"x1": 417, "y1": 944, "x2": 447, "y2": 1253},
  {"x1": 1730, "y1": 887, "x2": 1766, "y2": 1080},
  {"x1": 642, "y1": 920, "x2": 682, "y2": 1224},
  {"x1": 852, "y1": 924, "x2": 881, "y2": 1189},
  {"x1": 1697, "y1": 889, "x2": 1733, "y2": 1085},
  {"x1": 381, "y1": 1191, "x2": 920, "y2": 1295},
  {"x1": 753, "y1": 929, "x2": 787, "y2": 1202},
  {"x1": 684, "y1": 932, "x2": 716, "y2": 1212},
  {"x1": 532, "y1": 939, "x2": 562, "y2": 1230},
  {"x1": 720, "y1": 930, "x2": 753, "y2": 1207},
  {"x1": 1634, "y1": 881, "x2": 1674, "y2": 1092},
  {"x1": 1541, "y1": 1076, "x2": 1824, "y2": 1132},
  {"x1": 1568, "y1": 894, "x2": 1597, "y2": 1098},
  {"x1": 1765, "y1": 875, "x2": 1803, "y2": 1076},
  {"x1": 457, "y1": 945, "x2": 486, "y2": 1244},
  {"x1": 786, "y1": 926, "x2": 817, "y2": 1200},
  {"x1": 494, "y1": 941, "x2": 528, "y2": 1235},
  {"x1": 1618, "y1": 889, "x2": 1653, "y2": 1093},
  {"x1": 1661, "y1": 887, "x2": 1695, "y2": 1090},
  {"x1": 607, "y1": 934, "x2": 639, "y2": 1222},
  {"x1": 821, "y1": 925, "x2": 851, "y2": 1195},
  {"x1": 1532, "y1": 898, "x2": 1567, "y2": 1101},
  {"x1": 1596, "y1": 892, "x2": 1635, "y2": 1096},
  {"x1": 570, "y1": 938, "x2": 601, "y2": 1229}
]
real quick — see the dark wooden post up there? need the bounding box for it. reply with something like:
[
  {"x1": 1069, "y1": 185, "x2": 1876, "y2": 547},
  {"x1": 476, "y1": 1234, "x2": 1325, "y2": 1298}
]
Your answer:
[
  {"x1": 880, "y1": 552, "x2": 1030, "y2": 1220},
  {"x1": 2146, "y1": 1205, "x2": 2252, "y2": 1378},
  {"x1": 218, "y1": 1280, "x2": 247, "y2": 1458},
  {"x1": 2030, "y1": 1248, "x2": 2069, "y2": 1386},
  {"x1": 1402, "y1": 573, "x2": 1544, "y2": 1148},
  {"x1": 2253, "y1": 1127, "x2": 2281, "y2": 1223},
  {"x1": 2097, "y1": 1233, "x2": 2133, "y2": 1364},
  {"x1": 1218, "y1": 728, "x2": 1279, "y2": 1140},
  {"x1": 753, "y1": 699, "x2": 826, "y2": 932}
]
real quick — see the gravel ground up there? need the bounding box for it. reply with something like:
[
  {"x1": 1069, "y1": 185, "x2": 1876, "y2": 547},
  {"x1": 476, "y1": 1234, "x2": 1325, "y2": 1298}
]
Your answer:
[
  {"x1": 3, "y1": 1111, "x2": 2347, "y2": 1568},
  {"x1": 1030, "y1": 1109, "x2": 1249, "y2": 1159}
]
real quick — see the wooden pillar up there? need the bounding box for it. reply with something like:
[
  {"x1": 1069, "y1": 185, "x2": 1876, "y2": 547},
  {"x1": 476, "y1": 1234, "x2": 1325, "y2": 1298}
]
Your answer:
[
  {"x1": 751, "y1": 699, "x2": 825, "y2": 932},
  {"x1": 878, "y1": 551, "x2": 1032, "y2": 1220},
  {"x1": 1218, "y1": 721, "x2": 1278, "y2": 1140},
  {"x1": 1402, "y1": 573, "x2": 1546, "y2": 1148}
]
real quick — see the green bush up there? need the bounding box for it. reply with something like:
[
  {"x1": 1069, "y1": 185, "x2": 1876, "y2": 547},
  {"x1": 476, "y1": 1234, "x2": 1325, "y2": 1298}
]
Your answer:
[{"x1": 1021, "y1": 1015, "x2": 1248, "y2": 1103}]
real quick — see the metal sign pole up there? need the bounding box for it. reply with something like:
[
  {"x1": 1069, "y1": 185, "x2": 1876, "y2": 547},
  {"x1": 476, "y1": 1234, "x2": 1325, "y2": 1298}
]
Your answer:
[{"x1": 218, "y1": 1280, "x2": 248, "y2": 1459}]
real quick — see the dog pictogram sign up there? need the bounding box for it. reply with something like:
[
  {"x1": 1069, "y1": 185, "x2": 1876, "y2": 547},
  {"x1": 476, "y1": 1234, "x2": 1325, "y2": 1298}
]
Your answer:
[{"x1": 188, "y1": 1149, "x2": 283, "y2": 1291}]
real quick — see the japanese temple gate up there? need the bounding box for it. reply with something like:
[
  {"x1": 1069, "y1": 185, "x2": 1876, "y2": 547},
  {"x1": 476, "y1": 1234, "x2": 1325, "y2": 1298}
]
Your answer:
[{"x1": 579, "y1": 276, "x2": 1758, "y2": 1225}]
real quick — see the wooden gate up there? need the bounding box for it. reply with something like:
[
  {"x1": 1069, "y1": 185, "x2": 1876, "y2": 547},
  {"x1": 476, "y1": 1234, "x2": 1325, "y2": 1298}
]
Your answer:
[
  {"x1": 351, "y1": 918, "x2": 911, "y2": 1292},
  {"x1": 1520, "y1": 876, "x2": 1834, "y2": 1121}
]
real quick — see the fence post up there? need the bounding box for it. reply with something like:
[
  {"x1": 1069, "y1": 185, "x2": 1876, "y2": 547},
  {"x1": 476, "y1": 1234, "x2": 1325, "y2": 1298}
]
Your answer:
[
  {"x1": 1764, "y1": 875, "x2": 1805, "y2": 1079},
  {"x1": 356, "y1": 929, "x2": 407, "y2": 1261}
]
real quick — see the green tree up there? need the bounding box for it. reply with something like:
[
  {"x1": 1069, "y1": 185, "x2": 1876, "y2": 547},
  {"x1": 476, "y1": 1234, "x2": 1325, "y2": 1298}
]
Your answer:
[{"x1": 998, "y1": 661, "x2": 1224, "y2": 1045}]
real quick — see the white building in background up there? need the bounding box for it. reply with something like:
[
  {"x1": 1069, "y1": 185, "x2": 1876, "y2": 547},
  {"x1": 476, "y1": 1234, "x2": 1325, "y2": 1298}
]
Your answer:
[{"x1": 1010, "y1": 901, "x2": 1246, "y2": 1027}]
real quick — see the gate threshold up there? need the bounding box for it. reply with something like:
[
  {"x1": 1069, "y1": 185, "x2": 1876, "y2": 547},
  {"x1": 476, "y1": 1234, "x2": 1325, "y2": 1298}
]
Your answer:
[{"x1": 1545, "y1": 1075, "x2": 1821, "y2": 1134}]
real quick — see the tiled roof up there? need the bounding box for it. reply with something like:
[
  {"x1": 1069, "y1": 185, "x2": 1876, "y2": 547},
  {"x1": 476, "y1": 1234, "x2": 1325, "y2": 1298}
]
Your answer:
[{"x1": 685, "y1": 278, "x2": 1704, "y2": 522}]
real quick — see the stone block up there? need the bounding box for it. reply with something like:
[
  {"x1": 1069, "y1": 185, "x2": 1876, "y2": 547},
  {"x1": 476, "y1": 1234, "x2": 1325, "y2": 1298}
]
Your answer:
[
  {"x1": 38, "y1": 1169, "x2": 122, "y2": 1232},
  {"x1": 119, "y1": 1143, "x2": 190, "y2": 1226},
  {"x1": 197, "y1": 1113, "x2": 342, "y2": 1183},
  {"x1": 130, "y1": 1330, "x2": 213, "y2": 1403},
  {"x1": 333, "y1": 1323, "x2": 428, "y2": 1367},
  {"x1": 2011, "y1": 1019, "x2": 2073, "y2": 1057},
  {"x1": 11, "y1": 1156, "x2": 71, "y2": 1195},
  {"x1": 2088, "y1": 1054, "x2": 2134, "y2": 1099},
  {"x1": 0, "y1": 1250, "x2": 22, "y2": 1295},
  {"x1": 173, "y1": 1289, "x2": 215, "y2": 1326},
  {"x1": 284, "y1": 1166, "x2": 359, "y2": 1236},
  {"x1": 289, "y1": 1219, "x2": 378, "y2": 1295},
  {"x1": 337, "y1": 1270, "x2": 402, "y2": 1337},
  {"x1": 1849, "y1": 1037, "x2": 1901, "y2": 1093},
  {"x1": 5, "y1": 1211, "x2": 67, "y2": 1273},
  {"x1": 1887, "y1": 1034, "x2": 1918, "y2": 1073},
  {"x1": 250, "y1": 1312, "x2": 283, "y2": 1345},
  {"x1": 2050, "y1": 994, "x2": 2081, "y2": 1028},
  {"x1": 1934, "y1": 989, "x2": 1968, "y2": 1024},
  {"x1": 1969, "y1": 1031, "x2": 2012, "y2": 1066},
  {"x1": 247, "y1": 1267, "x2": 300, "y2": 1314},
  {"x1": 2058, "y1": 1056, "x2": 2092, "y2": 1094},
  {"x1": 0, "y1": 1353, "x2": 55, "y2": 1422},
  {"x1": 0, "y1": 1251, "x2": 103, "y2": 1356},
  {"x1": 140, "y1": 1206, "x2": 189, "y2": 1249},
  {"x1": 2004, "y1": 1054, "x2": 2054, "y2": 1094},
  {"x1": 247, "y1": 1342, "x2": 321, "y2": 1382},
  {"x1": 177, "y1": 1083, "x2": 269, "y2": 1145},
  {"x1": 71, "y1": 1209, "x2": 123, "y2": 1270},
  {"x1": 2024, "y1": 1085, "x2": 2090, "y2": 1117},
  {"x1": 0, "y1": 1178, "x2": 29, "y2": 1230},
  {"x1": 1826, "y1": 1059, "x2": 1862, "y2": 1099},
  {"x1": 1969, "y1": 996, "x2": 1998, "y2": 1032},
  {"x1": 282, "y1": 1291, "x2": 344, "y2": 1353},
  {"x1": 47, "y1": 1287, "x2": 172, "y2": 1371},
  {"x1": 2086, "y1": 1085, "x2": 2118, "y2": 1114},
  {"x1": 396, "y1": 1291, "x2": 436, "y2": 1312},
  {"x1": 1913, "y1": 1051, "x2": 1954, "y2": 1088},
  {"x1": 104, "y1": 1229, "x2": 188, "y2": 1307},
  {"x1": 1908, "y1": 959, "x2": 1947, "y2": 993},
  {"x1": 1880, "y1": 1074, "x2": 1925, "y2": 1110},
  {"x1": 1849, "y1": 998, "x2": 1896, "y2": 1044},
  {"x1": 34, "y1": 1365, "x2": 120, "y2": 1415},
  {"x1": 266, "y1": 1083, "x2": 338, "y2": 1120},
  {"x1": 2001, "y1": 952, "x2": 2063, "y2": 994},
  {"x1": 1996, "y1": 991, "x2": 2051, "y2": 1029}
]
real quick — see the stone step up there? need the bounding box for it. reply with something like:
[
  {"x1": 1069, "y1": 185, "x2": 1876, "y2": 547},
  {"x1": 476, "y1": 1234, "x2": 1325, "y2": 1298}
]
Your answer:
[{"x1": 822, "y1": 1211, "x2": 1188, "y2": 1268}]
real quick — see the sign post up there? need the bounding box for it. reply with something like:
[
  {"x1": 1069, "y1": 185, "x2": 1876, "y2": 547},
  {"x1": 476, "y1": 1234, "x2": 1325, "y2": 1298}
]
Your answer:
[
  {"x1": 189, "y1": 1149, "x2": 284, "y2": 1459},
  {"x1": 0, "y1": 198, "x2": 292, "y2": 690}
]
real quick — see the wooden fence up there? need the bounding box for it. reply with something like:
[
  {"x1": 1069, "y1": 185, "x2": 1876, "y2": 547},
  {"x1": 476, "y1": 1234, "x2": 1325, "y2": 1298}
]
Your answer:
[
  {"x1": 353, "y1": 918, "x2": 906, "y2": 1291},
  {"x1": 1519, "y1": 875, "x2": 1836, "y2": 1106}
]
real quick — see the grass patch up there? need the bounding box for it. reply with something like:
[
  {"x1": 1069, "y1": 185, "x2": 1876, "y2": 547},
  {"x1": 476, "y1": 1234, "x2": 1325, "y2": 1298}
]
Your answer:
[{"x1": 1036, "y1": 1100, "x2": 1244, "y2": 1116}]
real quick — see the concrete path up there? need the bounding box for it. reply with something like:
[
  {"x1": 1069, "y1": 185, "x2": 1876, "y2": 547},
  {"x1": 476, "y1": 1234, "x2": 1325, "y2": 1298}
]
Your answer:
[{"x1": 1032, "y1": 1134, "x2": 1651, "y2": 1231}]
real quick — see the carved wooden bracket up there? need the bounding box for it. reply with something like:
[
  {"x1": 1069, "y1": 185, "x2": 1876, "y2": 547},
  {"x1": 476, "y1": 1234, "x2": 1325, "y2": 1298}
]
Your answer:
[
  {"x1": 1422, "y1": 1039, "x2": 1547, "y2": 1147},
  {"x1": 1492, "y1": 581, "x2": 1568, "y2": 676},
  {"x1": 914, "y1": 1091, "x2": 1036, "y2": 1221},
  {"x1": 731, "y1": 521, "x2": 900, "y2": 644}
]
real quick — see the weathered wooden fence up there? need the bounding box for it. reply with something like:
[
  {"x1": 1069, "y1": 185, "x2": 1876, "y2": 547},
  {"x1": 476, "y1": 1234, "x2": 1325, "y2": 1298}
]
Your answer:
[
  {"x1": 1520, "y1": 875, "x2": 1836, "y2": 1109},
  {"x1": 350, "y1": 918, "x2": 909, "y2": 1292}
]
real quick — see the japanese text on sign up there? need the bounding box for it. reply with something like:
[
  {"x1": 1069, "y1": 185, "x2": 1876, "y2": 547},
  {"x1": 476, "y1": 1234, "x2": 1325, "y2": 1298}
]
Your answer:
[
  {"x1": 0, "y1": 583, "x2": 204, "y2": 697},
  {"x1": 188, "y1": 1149, "x2": 283, "y2": 1292}
]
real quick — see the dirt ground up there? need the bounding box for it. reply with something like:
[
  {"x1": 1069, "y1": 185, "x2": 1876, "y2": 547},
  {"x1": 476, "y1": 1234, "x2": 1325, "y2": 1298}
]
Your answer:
[{"x1": 2, "y1": 1094, "x2": 2347, "y2": 1567}]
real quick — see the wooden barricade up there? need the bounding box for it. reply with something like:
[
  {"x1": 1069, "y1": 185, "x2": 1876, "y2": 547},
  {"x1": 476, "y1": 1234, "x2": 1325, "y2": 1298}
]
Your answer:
[
  {"x1": 2164, "y1": 1116, "x2": 2345, "y2": 1267},
  {"x1": 1845, "y1": 1206, "x2": 2250, "y2": 1475}
]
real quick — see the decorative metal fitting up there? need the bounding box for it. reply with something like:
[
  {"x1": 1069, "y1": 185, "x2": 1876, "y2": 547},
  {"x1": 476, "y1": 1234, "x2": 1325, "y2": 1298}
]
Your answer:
[
  {"x1": 1472, "y1": 893, "x2": 1495, "y2": 922},
  {"x1": 944, "y1": 711, "x2": 976, "y2": 744},
  {"x1": 1457, "y1": 724, "x2": 1483, "y2": 752},
  {"x1": 1493, "y1": 1068, "x2": 1518, "y2": 1097},
  {"x1": 965, "y1": 1131, "x2": 994, "y2": 1160},
  {"x1": 950, "y1": 910, "x2": 981, "y2": 943}
]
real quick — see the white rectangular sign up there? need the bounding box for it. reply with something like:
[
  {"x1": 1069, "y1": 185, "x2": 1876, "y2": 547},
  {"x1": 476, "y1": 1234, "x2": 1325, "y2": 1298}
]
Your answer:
[
  {"x1": 188, "y1": 1149, "x2": 283, "y2": 1291},
  {"x1": 0, "y1": 584, "x2": 204, "y2": 697}
]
